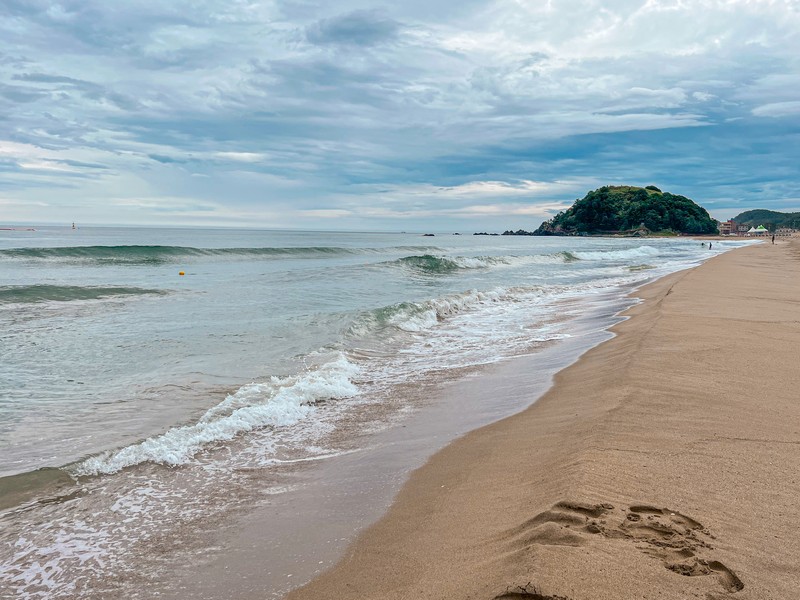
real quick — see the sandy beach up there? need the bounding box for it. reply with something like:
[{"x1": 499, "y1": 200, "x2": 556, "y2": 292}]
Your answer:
[{"x1": 288, "y1": 238, "x2": 800, "y2": 600}]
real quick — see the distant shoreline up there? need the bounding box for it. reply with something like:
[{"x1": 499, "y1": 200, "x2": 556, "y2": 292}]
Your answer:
[{"x1": 474, "y1": 230, "x2": 737, "y2": 238}]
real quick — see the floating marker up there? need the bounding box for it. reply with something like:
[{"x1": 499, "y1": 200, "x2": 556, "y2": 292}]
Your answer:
[{"x1": 179, "y1": 271, "x2": 185, "y2": 276}]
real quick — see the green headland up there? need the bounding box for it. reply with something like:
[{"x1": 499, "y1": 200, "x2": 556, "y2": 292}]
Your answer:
[{"x1": 531, "y1": 185, "x2": 718, "y2": 236}]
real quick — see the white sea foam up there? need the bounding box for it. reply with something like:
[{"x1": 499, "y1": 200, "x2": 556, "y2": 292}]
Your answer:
[
  {"x1": 6, "y1": 521, "x2": 114, "y2": 600},
  {"x1": 450, "y1": 253, "x2": 577, "y2": 269},
  {"x1": 76, "y1": 353, "x2": 360, "y2": 475},
  {"x1": 379, "y1": 277, "x2": 643, "y2": 376},
  {"x1": 572, "y1": 245, "x2": 661, "y2": 261},
  {"x1": 381, "y1": 287, "x2": 531, "y2": 333},
  {"x1": 451, "y1": 256, "x2": 491, "y2": 268},
  {"x1": 392, "y1": 252, "x2": 577, "y2": 275},
  {"x1": 348, "y1": 287, "x2": 539, "y2": 337}
]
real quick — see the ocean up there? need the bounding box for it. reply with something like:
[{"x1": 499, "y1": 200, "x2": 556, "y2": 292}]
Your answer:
[{"x1": 0, "y1": 226, "x2": 749, "y2": 599}]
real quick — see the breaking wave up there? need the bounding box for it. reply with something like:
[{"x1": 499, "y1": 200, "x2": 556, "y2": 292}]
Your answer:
[
  {"x1": 394, "y1": 255, "x2": 472, "y2": 274},
  {"x1": 0, "y1": 284, "x2": 166, "y2": 304},
  {"x1": 0, "y1": 245, "x2": 442, "y2": 266},
  {"x1": 389, "y1": 252, "x2": 576, "y2": 275},
  {"x1": 347, "y1": 286, "x2": 536, "y2": 337},
  {"x1": 75, "y1": 353, "x2": 360, "y2": 475},
  {"x1": 571, "y1": 246, "x2": 660, "y2": 261}
]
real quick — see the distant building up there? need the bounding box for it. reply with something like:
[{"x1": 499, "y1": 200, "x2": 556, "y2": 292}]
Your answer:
[
  {"x1": 717, "y1": 221, "x2": 795, "y2": 237},
  {"x1": 718, "y1": 220, "x2": 750, "y2": 236},
  {"x1": 718, "y1": 220, "x2": 735, "y2": 235}
]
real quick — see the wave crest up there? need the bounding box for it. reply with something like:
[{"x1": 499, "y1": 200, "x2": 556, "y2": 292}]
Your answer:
[
  {"x1": 348, "y1": 286, "x2": 534, "y2": 337},
  {"x1": 391, "y1": 252, "x2": 575, "y2": 275},
  {"x1": 571, "y1": 246, "x2": 660, "y2": 261},
  {"x1": 0, "y1": 245, "x2": 363, "y2": 265},
  {"x1": 75, "y1": 352, "x2": 360, "y2": 475},
  {"x1": 395, "y1": 254, "x2": 465, "y2": 274},
  {"x1": 0, "y1": 285, "x2": 166, "y2": 304}
]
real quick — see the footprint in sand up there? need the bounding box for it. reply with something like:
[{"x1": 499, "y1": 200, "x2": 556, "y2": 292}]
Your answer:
[
  {"x1": 500, "y1": 501, "x2": 743, "y2": 594},
  {"x1": 494, "y1": 582, "x2": 572, "y2": 600}
]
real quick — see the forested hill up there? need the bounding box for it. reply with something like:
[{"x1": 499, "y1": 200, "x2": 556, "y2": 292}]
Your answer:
[
  {"x1": 732, "y1": 209, "x2": 800, "y2": 229},
  {"x1": 533, "y1": 186, "x2": 718, "y2": 236}
]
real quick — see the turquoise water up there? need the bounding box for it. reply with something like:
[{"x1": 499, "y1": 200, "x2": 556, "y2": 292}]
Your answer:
[{"x1": 0, "y1": 226, "x2": 749, "y2": 599}]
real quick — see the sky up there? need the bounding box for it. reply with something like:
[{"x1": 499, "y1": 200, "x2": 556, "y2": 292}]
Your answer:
[{"x1": 1, "y1": 0, "x2": 798, "y2": 232}]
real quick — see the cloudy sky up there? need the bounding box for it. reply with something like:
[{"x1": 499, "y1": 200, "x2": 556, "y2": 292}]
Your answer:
[{"x1": 1, "y1": 0, "x2": 798, "y2": 231}]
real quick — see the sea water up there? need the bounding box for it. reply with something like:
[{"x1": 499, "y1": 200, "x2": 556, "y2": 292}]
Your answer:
[{"x1": 0, "y1": 226, "x2": 750, "y2": 598}]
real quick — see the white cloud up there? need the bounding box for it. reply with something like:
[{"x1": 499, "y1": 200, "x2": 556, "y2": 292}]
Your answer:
[
  {"x1": 0, "y1": 198, "x2": 49, "y2": 207},
  {"x1": 214, "y1": 151, "x2": 267, "y2": 163},
  {"x1": 319, "y1": 201, "x2": 570, "y2": 221},
  {"x1": 384, "y1": 180, "x2": 560, "y2": 199},
  {"x1": 450, "y1": 202, "x2": 571, "y2": 217},
  {"x1": 692, "y1": 91, "x2": 715, "y2": 102},
  {"x1": 0, "y1": 140, "x2": 54, "y2": 160},
  {"x1": 17, "y1": 160, "x2": 80, "y2": 172},
  {"x1": 299, "y1": 209, "x2": 353, "y2": 218},
  {"x1": 752, "y1": 101, "x2": 800, "y2": 118}
]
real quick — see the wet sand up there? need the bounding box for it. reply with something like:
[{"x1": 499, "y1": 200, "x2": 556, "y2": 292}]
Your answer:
[{"x1": 288, "y1": 238, "x2": 800, "y2": 600}]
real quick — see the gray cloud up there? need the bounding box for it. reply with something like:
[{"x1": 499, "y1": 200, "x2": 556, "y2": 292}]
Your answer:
[
  {"x1": 0, "y1": 82, "x2": 45, "y2": 102},
  {"x1": 306, "y1": 10, "x2": 402, "y2": 46},
  {"x1": 13, "y1": 73, "x2": 88, "y2": 84},
  {"x1": 0, "y1": 0, "x2": 798, "y2": 227}
]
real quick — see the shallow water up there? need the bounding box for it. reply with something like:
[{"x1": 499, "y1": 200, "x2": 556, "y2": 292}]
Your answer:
[{"x1": 0, "y1": 227, "x2": 750, "y2": 598}]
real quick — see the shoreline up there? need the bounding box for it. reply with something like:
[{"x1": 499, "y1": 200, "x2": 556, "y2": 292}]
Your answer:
[
  {"x1": 287, "y1": 238, "x2": 800, "y2": 599},
  {"x1": 0, "y1": 238, "x2": 766, "y2": 600},
  {"x1": 157, "y1": 287, "x2": 635, "y2": 600}
]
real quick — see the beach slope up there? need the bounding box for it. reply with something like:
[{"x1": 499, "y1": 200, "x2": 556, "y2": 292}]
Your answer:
[{"x1": 287, "y1": 239, "x2": 800, "y2": 600}]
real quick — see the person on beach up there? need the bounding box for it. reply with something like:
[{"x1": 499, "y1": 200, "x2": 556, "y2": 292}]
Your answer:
[{"x1": 772, "y1": 234, "x2": 775, "y2": 244}]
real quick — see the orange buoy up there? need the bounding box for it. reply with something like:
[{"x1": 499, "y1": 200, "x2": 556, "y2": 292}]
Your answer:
[{"x1": 179, "y1": 271, "x2": 185, "y2": 276}]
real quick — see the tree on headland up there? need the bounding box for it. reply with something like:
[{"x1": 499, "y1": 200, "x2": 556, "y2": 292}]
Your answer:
[{"x1": 533, "y1": 185, "x2": 718, "y2": 236}]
